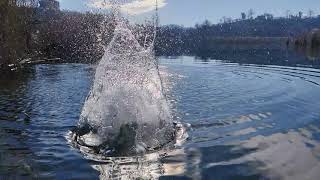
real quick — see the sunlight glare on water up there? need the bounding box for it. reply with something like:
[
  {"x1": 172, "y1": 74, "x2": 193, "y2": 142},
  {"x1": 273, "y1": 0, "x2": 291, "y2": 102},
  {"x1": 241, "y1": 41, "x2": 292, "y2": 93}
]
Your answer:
[{"x1": 2, "y1": 56, "x2": 320, "y2": 179}]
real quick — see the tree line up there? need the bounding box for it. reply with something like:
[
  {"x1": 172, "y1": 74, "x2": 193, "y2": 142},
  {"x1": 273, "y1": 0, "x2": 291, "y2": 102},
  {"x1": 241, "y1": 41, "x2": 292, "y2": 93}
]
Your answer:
[
  {"x1": 155, "y1": 10, "x2": 320, "y2": 56},
  {"x1": 1, "y1": 1, "x2": 320, "y2": 71},
  {"x1": 0, "y1": 0, "x2": 39, "y2": 70},
  {"x1": 0, "y1": 0, "x2": 114, "y2": 71}
]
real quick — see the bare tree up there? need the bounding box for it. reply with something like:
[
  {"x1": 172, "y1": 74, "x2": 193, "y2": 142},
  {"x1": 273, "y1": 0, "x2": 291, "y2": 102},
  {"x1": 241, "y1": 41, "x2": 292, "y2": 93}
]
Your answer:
[
  {"x1": 308, "y1": 9, "x2": 314, "y2": 18},
  {"x1": 241, "y1": 12, "x2": 246, "y2": 20},
  {"x1": 247, "y1": 9, "x2": 255, "y2": 19},
  {"x1": 285, "y1": 10, "x2": 291, "y2": 19},
  {"x1": 298, "y1": 11, "x2": 303, "y2": 19},
  {"x1": 0, "y1": 0, "x2": 40, "y2": 67}
]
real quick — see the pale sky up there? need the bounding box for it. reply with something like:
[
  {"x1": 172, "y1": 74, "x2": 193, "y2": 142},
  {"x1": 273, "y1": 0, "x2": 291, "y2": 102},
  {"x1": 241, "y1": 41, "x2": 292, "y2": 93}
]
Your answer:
[{"x1": 58, "y1": 0, "x2": 320, "y2": 26}]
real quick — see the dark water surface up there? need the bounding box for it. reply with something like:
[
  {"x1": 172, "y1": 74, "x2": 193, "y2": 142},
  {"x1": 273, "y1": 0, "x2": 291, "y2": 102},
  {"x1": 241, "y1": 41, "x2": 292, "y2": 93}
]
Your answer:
[{"x1": 1, "y1": 55, "x2": 320, "y2": 179}]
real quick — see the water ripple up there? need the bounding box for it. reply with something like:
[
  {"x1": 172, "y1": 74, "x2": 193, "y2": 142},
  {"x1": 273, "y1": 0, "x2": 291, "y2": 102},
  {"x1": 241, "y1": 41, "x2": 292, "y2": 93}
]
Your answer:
[{"x1": 1, "y1": 59, "x2": 320, "y2": 179}]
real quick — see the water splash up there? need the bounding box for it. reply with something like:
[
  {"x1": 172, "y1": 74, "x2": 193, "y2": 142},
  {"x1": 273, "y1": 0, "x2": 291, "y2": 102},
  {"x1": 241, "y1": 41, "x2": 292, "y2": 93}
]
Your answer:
[{"x1": 72, "y1": 0, "x2": 177, "y2": 156}]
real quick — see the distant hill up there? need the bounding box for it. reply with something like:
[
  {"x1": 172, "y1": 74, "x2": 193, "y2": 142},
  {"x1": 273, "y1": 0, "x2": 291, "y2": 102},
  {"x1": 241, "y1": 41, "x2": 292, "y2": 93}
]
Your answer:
[
  {"x1": 155, "y1": 15, "x2": 320, "y2": 56},
  {"x1": 195, "y1": 16, "x2": 320, "y2": 37}
]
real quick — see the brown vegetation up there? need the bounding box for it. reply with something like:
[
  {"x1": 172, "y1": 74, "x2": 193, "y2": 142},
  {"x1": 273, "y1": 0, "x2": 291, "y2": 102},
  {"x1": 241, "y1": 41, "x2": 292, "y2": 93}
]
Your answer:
[
  {"x1": 293, "y1": 28, "x2": 320, "y2": 59},
  {"x1": 0, "y1": 0, "x2": 116, "y2": 72},
  {"x1": 294, "y1": 28, "x2": 320, "y2": 48},
  {"x1": 0, "y1": 0, "x2": 39, "y2": 70}
]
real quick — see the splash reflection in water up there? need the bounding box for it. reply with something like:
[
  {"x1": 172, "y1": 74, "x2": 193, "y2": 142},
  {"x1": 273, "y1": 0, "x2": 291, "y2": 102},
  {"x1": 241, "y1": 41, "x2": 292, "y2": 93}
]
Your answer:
[{"x1": 2, "y1": 56, "x2": 320, "y2": 179}]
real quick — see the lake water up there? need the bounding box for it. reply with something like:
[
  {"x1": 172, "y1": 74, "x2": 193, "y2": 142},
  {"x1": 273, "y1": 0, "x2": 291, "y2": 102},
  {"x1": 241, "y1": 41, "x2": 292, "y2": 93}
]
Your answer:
[{"x1": 1, "y1": 54, "x2": 320, "y2": 179}]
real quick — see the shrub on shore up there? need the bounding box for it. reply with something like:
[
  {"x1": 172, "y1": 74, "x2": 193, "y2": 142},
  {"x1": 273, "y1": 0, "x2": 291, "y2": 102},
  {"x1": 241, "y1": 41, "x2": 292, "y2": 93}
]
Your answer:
[{"x1": 295, "y1": 28, "x2": 320, "y2": 48}]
